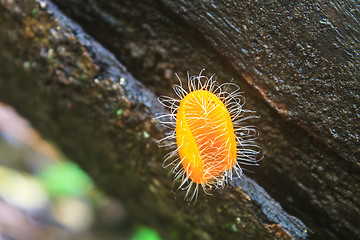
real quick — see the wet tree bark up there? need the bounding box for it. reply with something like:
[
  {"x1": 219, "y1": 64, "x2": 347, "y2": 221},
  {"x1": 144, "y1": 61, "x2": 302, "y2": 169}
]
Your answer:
[{"x1": 0, "y1": 0, "x2": 359, "y2": 239}]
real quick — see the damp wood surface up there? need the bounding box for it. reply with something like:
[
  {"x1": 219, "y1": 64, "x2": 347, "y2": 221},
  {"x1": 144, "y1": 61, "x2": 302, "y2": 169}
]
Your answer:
[{"x1": 0, "y1": 0, "x2": 359, "y2": 240}]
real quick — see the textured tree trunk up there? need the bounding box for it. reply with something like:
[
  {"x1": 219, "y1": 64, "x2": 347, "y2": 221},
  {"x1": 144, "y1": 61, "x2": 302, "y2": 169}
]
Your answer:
[{"x1": 1, "y1": 0, "x2": 359, "y2": 239}]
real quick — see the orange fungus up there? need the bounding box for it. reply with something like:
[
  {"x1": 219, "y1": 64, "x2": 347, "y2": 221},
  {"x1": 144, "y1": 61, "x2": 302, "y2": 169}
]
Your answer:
[
  {"x1": 157, "y1": 70, "x2": 260, "y2": 204},
  {"x1": 176, "y1": 90, "x2": 237, "y2": 184}
]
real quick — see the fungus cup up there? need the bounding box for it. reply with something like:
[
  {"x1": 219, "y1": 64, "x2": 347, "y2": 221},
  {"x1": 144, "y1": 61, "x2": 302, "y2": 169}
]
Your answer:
[{"x1": 157, "y1": 70, "x2": 261, "y2": 205}]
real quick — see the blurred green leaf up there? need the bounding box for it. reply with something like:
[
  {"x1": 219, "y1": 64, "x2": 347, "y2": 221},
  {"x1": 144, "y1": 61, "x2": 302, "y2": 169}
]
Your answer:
[
  {"x1": 131, "y1": 227, "x2": 162, "y2": 240},
  {"x1": 38, "y1": 161, "x2": 93, "y2": 197}
]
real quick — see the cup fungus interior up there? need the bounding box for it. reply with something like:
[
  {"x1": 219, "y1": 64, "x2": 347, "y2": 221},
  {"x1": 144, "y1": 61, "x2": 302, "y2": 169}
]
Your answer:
[{"x1": 176, "y1": 90, "x2": 237, "y2": 184}]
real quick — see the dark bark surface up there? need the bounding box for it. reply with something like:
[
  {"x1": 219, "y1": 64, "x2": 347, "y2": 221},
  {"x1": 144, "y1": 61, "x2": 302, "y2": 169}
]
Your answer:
[
  {"x1": 1, "y1": 0, "x2": 359, "y2": 239},
  {"x1": 0, "y1": 1, "x2": 306, "y2": 240},
  {"x1": 162, "y1": 0, "x2": 360, "y2": 164}
]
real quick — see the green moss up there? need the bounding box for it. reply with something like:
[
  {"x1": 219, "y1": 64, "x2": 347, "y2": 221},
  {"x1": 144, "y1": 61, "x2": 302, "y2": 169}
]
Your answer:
[
  {"x1": 31, "y1": 8, "x2": 39, "y2": 15},
  {"x1": 230, "y1": 223, "x2": 239, "y2": 232},
  {"x1": 116, "y1": 108, "x2": 123, "y2": 116},
  {"x1": 225, "y1": 223, "x2": 239, "y2": 233}
]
